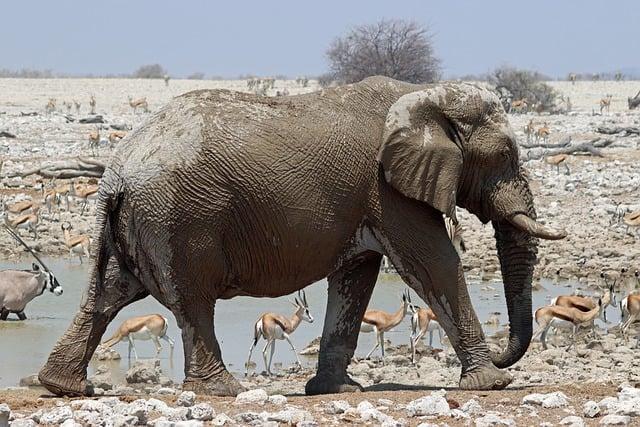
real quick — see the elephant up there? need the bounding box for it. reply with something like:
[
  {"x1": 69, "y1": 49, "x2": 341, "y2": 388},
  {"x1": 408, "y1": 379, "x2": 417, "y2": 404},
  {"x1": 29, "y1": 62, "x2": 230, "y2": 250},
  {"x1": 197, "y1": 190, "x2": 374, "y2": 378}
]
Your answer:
[{"x1": 39, "y1": 76, "x2": 566, "y2": 397}]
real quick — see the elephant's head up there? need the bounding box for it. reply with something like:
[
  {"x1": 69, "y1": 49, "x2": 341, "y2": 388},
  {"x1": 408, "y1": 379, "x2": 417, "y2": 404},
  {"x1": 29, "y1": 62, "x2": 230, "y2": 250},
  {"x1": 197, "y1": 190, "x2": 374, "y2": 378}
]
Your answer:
[{"x1": 377, "y1": 83, "x2": 567, "y2": 368}]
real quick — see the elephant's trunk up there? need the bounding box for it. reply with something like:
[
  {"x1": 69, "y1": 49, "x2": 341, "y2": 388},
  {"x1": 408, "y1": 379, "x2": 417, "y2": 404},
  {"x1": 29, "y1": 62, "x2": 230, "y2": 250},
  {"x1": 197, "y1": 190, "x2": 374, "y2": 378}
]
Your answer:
[{"x1": 491, "y1": 220, "x2": 537, "y2": 368}]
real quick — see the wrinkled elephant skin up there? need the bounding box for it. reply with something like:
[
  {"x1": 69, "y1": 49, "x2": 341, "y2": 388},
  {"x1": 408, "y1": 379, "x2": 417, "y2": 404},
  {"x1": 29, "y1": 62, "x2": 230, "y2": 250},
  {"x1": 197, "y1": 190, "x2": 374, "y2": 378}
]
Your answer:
[{"x1": 39, "y1": 76, "x2": 565, "y2": 396}]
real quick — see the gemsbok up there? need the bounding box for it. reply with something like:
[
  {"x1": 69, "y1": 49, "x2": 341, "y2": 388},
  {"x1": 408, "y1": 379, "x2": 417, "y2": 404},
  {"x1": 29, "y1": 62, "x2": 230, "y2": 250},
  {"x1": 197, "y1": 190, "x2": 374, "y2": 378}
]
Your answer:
[
  {"x1": 100, "y1": 314, "x2": 175, "y2": 359},
  {"x1": 245, "y1": 290, "x2": 313, "y2": 376},
  {"x1": 533, "y1": 299, "x2": 602, "y2": 350},
  {"x1": 360, "y1": 289, "x2": 411, "y2": 361},
  {"x1": 61, "y1": 222, "x2": 91, "y2": 264}
]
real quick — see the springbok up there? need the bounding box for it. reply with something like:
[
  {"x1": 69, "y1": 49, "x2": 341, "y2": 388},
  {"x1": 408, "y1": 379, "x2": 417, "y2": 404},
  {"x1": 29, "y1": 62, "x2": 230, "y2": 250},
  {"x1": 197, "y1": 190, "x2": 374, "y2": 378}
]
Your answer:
[
  {"x1": 73, "y1": 100, "x2": 81, "y2": 115},
  {"x1": 101, "y1": 314, "x2": 175, "y2": 359},
  {"x1": 545, "y1": 154, "x2": 570, "y2": 174},
  {"x1": 88, "y1": 127, "x2": 100, "y2": 155},
  {"x1": 0, "y1": 263, "x2": 63, "y2": 320},
  {"x1": 408, "y1": 304, "x2": 444, "y2": 364},
  {"x1": 4, "y1": 206, "x2": 40, "y2": 239},
  {"x1": 510, "y1": 99, "x2": 528, "y2": 114},
  {"x1": 524, "y1": 119, "x2": 535, "y2": 142},
  {"x1": 108, "y1": 131, "x2": 127, "y2": 145},
  {"x1": 599, "y1": 95, "x2": 613, "y2": 114},
  {"x1": 128, "y1": 96, "x2": 149, "y2": 113},
  {"x1": 89, "y1": 95, "x2": 96, "y2": 114},
  {"x1": 245, "y1": 290, "x2": 313, "y2": 376},
  {"x1": 4, "y1": 199, "x2": 37, "y2": 215},
  {"x1": 551, "y1": 277, "x2": 615, "y2": 324},
  {"x1": 535, "y1": 123, "x2": 550, "y2": 143},
  {"x1": 43, "y1": 188, "x2": 61, "y2": 215},
  {"x1": 533, "y1": 299, "x2": 602, "y2": 350},
  {"x1": 45, "y1": 98, "x2": 56, "y2": 115},
  {"x1": 61, "y1": 222, "x2": 91, "y2": 264},
  {"x1": 69, "y1": 181, "x2": 99, "y2": 215},
  {"x1": 0, "y1": 226, "x2": 63, "y2": 320},
  {"x1": 618, "y1": 288, "x2": 640, "y2": 344},
  {"x1": 360, "y1": 289, "x2": 411, "y2": 360},
  {"x1": 623, "y1": 210, "x2": 640, "y2": 234},
  {"x1": 568, "y1": 73, "x2": 577, "y2": 84}
]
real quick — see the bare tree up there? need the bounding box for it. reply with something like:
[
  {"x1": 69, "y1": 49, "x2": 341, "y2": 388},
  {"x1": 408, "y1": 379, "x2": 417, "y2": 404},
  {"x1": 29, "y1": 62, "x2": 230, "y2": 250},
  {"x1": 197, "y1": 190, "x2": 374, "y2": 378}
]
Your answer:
[
  {"x1": 133, "y1": 64, "x2": 166, "y2": 79},
  {"x1": 326, "y1": 19, "x2": 441, "y2": 84}
]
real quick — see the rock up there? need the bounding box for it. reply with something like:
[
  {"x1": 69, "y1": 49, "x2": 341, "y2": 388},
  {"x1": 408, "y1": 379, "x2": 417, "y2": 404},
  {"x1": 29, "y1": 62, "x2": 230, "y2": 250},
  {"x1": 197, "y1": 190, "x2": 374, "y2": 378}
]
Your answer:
[
  {"x1": 126, "y1": 359, "x2": 162, "y2": 384},
  {"x1": 234, "y1": 388, "x2": 269, "y2": 405},
  {"x1": 584, "y1": 400, "x2": 601, "y2": 418},
  {"x1": 212, "y1": 413, "x2": 233, "y2": 426},
  {"x1": 267, "y1": 394, "x2": 287, "y2": 405},
  {"x1": 60, "y1": 420, "x2": 82, "y2": 427},
  {"x1": 522, "y1": 392, "x2": 568, "y2": 408},
  {"x1": 40, "y1": 406, "x2": 73, "y2": 425},
  {"x1": 93, "y1": 346, "x2": 121, "y2": 361},
  {"x1": 618, "y1": 387, "x2": 640, "y2": 401},
  {"x1": 610, "y1": 399, "x2": 640, "y2": 417},
  {"x1": 73, "y1": 410, "x2": 106, "y2": 426},
  {"x1": 462, "y1": 399, "x2": 484, "y2": 415},
  {"x1": 126, "y1": 399, "x2": 149, "y2": 424},
  {"x1": 560, "y1": 415, "x2": 585, "y2": 426},
  {"x1": 266, "y1": 409, "x2": 313, "y2": 424},
  {"x1": 234, "y1": 412, "x2": 262, "y2": 423},
  {"x1": 88, "y1": 365, "x2": 114, "y2": 390},
  {"x1": 155, "y1": 387, "x2": 178, "y2": 395},
  {"x1": 0, "y1": 404, "x2": 9, "y2": 427},
  {"x1": 161, "y1": 407, "x2": 190, "y2": 422},
  {"x1": 325, "y1": 400, "x2": 351, "y2": 414},
  {"x1": 600, "y1": 414, "x2": 631, "y2": 425},
  {"x1": 406, "y1": 391, "x2": 451, "y2": 417},
  {"x1": 70, "y1": 399, "x2": 110, "y2": 413},
  {"x1": 177, "y1": 391, "x2": 196, "y2": 407},
  {"x1": 190, "y1": 403, "x2": 214, "y2": 421},
  {"x1": 18, "y1": 374, "x2": 41, "y2": 387},
  {"x1": 8, "y1": 420, "x2": 36, "y2": 427},
  {"x1": 355, "y1": 400, "x2": 394, "y2": 424},
  {"x1": 474, "y1": 413, "x2": 516, "y2": 426}
]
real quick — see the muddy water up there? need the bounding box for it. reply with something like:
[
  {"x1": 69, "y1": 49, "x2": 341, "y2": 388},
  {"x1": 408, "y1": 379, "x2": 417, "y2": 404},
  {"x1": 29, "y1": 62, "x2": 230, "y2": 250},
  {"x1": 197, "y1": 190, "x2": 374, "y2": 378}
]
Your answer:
[{"x1": 0, "y1": 258, "x2": 615, "y2": 388}]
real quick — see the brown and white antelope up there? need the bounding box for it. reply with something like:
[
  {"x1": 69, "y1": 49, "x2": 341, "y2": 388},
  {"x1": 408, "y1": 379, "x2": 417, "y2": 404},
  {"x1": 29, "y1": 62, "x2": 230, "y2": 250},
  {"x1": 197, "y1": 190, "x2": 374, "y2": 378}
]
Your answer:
[
  {"x1": 128, "y1": 96, "x2": 149, "y2": 114},
  {"x1": 88, "y1": 127, "x2": 100, "y2": 155},
  {"x1": 360, "y1": 289, "x2": 411, "y2": 360},
  {"x1": 510, "y1": 99, "x2": 528, "y2": 114},
  {"x1": 69, "y1": 181, "x2": 99, "y2": 215},
  {"x1": 4, "y1": 199, "x2": 37, "y2": 215},
  {"x1": 4, "y1": 206, "x2": 40, "y2": 239},
  {"x1": 108, "y1": 130, "x2": 127, "y2": 145},
  {"x1": 535, "y1": 122, "x2": 550, "y2": 143},
  {"x1": 545, "y1": 154, "x2": 570, "y2": 174},
  {"x1": 618, "y1": 287, "x2": 640, "y2": 345},
  {"x1": 61, "y1": 222, "x2": 91, "y2": 264},
  {"x1": 45, "y1": 98, "x2": 56, "y2": 115},
  {"x1": 623, "y1": 210, "x2": 640, "y2": 235},
  {"x1": 533, "y1": 299, "x2": 602, "y2": 350},
  {"x1": 245, "y1": 290, "x2": 313, "y2": 376},
  {"x1": 408, "y1": 304, "x2": 444, "y2": 364},
  {"x1": 551, "y1": 277, "x2": 616, "y2": 323},
  {"x1": 524, "y1": 119, "x2": 536, "y2": 142},
  {"x1": 101, "y1": 314, "x2": 175, "y2": 359},
  {"x1": 599, "y1": 95, "x2": 613, "y2": 114}
]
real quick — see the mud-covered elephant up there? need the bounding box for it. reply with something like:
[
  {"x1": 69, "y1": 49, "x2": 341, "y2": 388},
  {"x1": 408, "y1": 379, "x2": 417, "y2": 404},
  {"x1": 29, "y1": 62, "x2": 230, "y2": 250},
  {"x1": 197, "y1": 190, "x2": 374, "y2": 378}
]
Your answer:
[{"x1": 39, "y1": 76, "x2": 566, "y2": 396}]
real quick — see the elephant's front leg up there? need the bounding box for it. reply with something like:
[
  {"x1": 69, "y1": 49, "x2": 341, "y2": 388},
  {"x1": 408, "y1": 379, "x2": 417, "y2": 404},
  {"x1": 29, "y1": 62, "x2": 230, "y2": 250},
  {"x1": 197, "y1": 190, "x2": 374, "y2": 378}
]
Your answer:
[
  {"x1": 306, "y1": 251, "x2": 381, "y2": 395},
  {"x1": 180, "y1": 303, "x2": 246, "y2": 396},
  {"x1": 380, "y1": 204, "x2": 512, "y2": 390}
]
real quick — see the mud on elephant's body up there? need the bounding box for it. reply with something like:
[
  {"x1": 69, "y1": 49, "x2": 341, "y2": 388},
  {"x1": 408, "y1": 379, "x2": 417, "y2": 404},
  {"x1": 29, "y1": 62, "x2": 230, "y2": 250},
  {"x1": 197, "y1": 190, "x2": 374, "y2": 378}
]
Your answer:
[{"x1": 39, "y1": 76, "x2": 566, "y2": 396}]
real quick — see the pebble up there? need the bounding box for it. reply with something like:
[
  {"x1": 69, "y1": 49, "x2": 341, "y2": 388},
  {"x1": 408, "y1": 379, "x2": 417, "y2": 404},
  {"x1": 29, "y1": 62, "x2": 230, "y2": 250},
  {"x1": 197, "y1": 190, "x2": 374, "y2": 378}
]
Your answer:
[
  {"x1": 405, "y1": 391, "x2": 451, "y2": 417},
  {"x1": 234, "y1": 388, "x2": 269, "y2": 405},
  {"x1": 599, "y1": 414, "x2": 631, "y2": 425},
  {"x1": 584, "y1": 400, "x2": 601, "y2": 418},
  {"x1": 177, "y1": 391, "x2": 196, "y2": 407}
]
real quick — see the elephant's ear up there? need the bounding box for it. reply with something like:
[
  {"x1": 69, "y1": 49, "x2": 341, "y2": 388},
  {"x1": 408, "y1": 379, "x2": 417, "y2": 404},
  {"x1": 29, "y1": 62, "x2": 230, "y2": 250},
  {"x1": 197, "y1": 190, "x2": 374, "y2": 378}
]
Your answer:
[{"x1": 377, "y1": 89, "x2": 463, "y2": 222}]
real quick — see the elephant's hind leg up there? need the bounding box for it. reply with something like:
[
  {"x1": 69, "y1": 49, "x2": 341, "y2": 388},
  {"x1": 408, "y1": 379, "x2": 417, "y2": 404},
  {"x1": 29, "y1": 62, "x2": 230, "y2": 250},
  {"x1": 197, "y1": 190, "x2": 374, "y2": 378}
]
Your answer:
[
  {"x1": 179, "y1": 303, "x2": 246, "y2": 396},
  {"x1": 306, "y1": 251, "x2": 381, "y2": 395},
  {"x1": 39, "y1": 254, "x2": 147, "y2": 396}
]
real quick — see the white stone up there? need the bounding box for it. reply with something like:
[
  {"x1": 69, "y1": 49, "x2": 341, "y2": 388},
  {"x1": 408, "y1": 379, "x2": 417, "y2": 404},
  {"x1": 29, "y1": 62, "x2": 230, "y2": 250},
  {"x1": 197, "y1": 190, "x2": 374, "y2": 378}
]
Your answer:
[
  {"x1": 40, "y1": 406, "x2": 73, "y2": 425},
  {"x1": 406, "y1": 392, "x2": 451, "y2": 417},
  {"x1": 234, "y1": 388, "x2": 268, "y2": 405},
  {"x1": 521, "y1": 392, "x2": 568, "y2": 408},
  {"x1": 0, "y1": 404, "x2": 9, "y2": 427},
  {"x1": 126, "y1": 399, "x2": 149, "y2": 423},
  {"x1": 560, "y1": 415, "x2": 585, "y2": 427},
  {"x1": 156, "y1": 387, "x2": 178, "y2": 395},
  {"x1": 611, "y1": 398, "x2": 640, "y2": 417},
  {"x1": 8, "y1": 420, "x2": 36, "y2": 427},
  {"x1": 325, "y1": 400, "x2": 351, "y2": 414},
  {"x1": 600, "y1": 414, "x2": 631, "y2": 425},
  {"x1": 462, "y1": 399, "x2": 484, "y2": 415},
  {"x1": 266, "y1": 409, "x2": 313, "y2": 424},
  {"x1": 60, "y1": 420, "x2": 82, "y2": 427},
  {"x1": 190, "y1": 403, "x2": 214, "y2": 421},
  {"x1": 177, "y1": 391, "x2": 197, "y2": 407},
  {"x1": 267, "y1": 394, "x2": 287, "y2": 405},
  {"x1": 211, "y1": 413, "x2": 233, "y2": 426},
  {"x1": 618, "y1": 387, "x2": 640, "y2": 401},
  {"x1": 474, "y1": 413, "x2": 516, "y2": 427},
  {"x1": 584, "y1": 400, "x2": 601, "y2": 418}
]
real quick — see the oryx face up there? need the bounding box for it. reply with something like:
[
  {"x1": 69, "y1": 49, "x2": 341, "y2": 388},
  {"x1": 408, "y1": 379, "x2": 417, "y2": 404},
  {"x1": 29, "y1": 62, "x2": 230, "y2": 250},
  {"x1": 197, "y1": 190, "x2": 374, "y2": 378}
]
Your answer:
[{"x1": 46, "y1": 271, "x2": 63, "y2": 296}]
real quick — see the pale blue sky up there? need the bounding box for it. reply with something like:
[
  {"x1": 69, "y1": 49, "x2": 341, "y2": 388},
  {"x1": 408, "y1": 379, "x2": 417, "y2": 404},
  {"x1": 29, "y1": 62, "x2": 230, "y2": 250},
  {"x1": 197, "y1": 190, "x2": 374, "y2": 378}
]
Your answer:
[{"x1": 1, "y1": 0, "x2": 638, "y2": 78}]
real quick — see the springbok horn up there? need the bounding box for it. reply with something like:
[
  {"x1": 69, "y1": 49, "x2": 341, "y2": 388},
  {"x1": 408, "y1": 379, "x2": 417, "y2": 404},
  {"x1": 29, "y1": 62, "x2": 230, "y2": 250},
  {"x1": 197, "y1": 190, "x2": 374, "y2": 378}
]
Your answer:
[
  {"x1": 3, "y1": 224, "x2": 51, "y2": 272},
  {"x1": 302, "y1": 290, "x2": 308, "y2": 306},
  {"x1": 508, "y1": 213, "x2": 567, "y2": 240}
]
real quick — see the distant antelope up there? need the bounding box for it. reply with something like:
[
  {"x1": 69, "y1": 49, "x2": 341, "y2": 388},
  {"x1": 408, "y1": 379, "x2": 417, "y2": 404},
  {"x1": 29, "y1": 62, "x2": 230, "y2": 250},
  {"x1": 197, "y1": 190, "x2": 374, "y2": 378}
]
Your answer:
[
  {"x1": 128, "y1": 96, "x2": 149, "y2": 113},
  {"x1": 360, "y1": 289, "x2": 411, "y2": 360},
  {"x1": 108, "y1": 130, "x2": 127, "y2": 145},
  {"x1": 69, "y1": 181, "x2": 99, "y2": 215},
  {"x1": 61, "y1": 222, "x2": 91, "y2": 264},
  {"x1": 43, "y1": 188, "x2": 61, "y2": 214},
  {"x1": 4, "y1": 199, "x2": 37, "y2": 215},
  {"x1": 45, "y1": 98, "x2": 56, "y2": 115},
  {"x1": 535, "y1": 122, "x2": 550, "y2": 143},
  {"x1": 510, "y1": 99, "x2": 528, "y2": 114},
  {"x1": 408, "y1": 304, "x2": 444, "y2": 364},
  {"x1": 89, "y1": 95, "x2": 96, "y2": 114},
  {"x1": 163, "y1": 74, "x2": 170, "y2": 86},
  {"x1": 568, "y1": 73, "x2": 577, "y2": 84},
  {"x1": 101, "y1": 314, "x2": 175, "y2": 359},
  {"x1": 533, "y1": 299, "x2": 602, "y2": 350},
  {"x1": 62, "y1": 101, "x2": 72, "y2": 113},
  {"x1": 4, "y1": 206, "x2": 40, "y2": 239},
  {"x1": 545, "y1": 154, "x2": 570, "y2": 174},
  {"x1": 245, "y1": 290, "x2": 313, "y2": 376},
  {"x1": 88, "y1": 127, "x2": 100, "y2": 154},
  {"x1": 599, "y1": 95, "x2": 613, "y2": 114},
  {"x1": 524, "y1": 119, "x2": 536, "y2": 142},
  {"x1": 551, "y1": 278, "x2": 615, "y2": 325},
  {"x1": 73, "y1": 100, "x2": 81, "y2": 115}
]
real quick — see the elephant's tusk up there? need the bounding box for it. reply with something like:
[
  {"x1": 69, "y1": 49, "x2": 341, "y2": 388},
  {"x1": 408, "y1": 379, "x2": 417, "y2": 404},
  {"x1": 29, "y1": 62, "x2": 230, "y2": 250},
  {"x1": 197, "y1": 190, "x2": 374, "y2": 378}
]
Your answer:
[{"x1": 508, "y1": 213, "x2": 568, "y2": 240}]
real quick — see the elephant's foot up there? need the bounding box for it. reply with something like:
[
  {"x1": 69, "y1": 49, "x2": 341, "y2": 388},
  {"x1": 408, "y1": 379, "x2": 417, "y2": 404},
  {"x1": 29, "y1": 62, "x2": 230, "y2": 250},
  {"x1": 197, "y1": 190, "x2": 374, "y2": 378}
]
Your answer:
[
  {"x1": 305, "y1": 372, "x2": 363, "y2": 395},
  {"x1": 459, "y1": 365, "x2": 512, "y2": 390},
  {"x1": 38, "y1": 365, "x2": 93, "y2": 397},
  {"x1": 183, "y1": 371, "x2": 246, "y2": 397}
]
